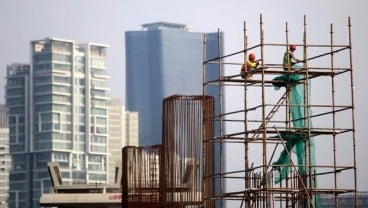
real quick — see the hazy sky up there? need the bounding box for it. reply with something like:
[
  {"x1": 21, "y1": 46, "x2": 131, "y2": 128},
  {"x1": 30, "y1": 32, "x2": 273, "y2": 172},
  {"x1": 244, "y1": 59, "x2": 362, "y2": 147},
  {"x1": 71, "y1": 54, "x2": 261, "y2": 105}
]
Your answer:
[{"x1": 1, "y1": 0, "x2": 367, "y2": 194}]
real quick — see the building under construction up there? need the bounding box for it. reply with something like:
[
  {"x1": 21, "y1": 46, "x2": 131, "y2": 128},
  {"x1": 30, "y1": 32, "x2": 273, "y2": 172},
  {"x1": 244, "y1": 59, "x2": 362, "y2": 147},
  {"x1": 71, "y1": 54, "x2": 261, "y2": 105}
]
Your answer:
[
  {"x1": 202, "y1": 15, "x2": 357, "y2": 207},
  {"x1": 40, "y1": 15, "x2": 358, "y2": 208}
]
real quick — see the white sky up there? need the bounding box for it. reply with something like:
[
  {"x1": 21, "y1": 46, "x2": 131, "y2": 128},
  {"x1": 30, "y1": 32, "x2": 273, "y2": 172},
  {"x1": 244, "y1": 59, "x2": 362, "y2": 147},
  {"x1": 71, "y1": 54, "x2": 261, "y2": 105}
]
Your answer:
[{"x1": 1, "y1": 0, "x2": 367, "y2": 194}]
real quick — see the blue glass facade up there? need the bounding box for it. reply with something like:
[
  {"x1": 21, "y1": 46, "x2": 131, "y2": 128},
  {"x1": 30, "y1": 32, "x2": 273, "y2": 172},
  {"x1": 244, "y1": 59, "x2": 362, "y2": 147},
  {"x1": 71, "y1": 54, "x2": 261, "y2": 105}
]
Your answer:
[{"x1": 125, "y1": 22, "x2": 222, "y2": 146}]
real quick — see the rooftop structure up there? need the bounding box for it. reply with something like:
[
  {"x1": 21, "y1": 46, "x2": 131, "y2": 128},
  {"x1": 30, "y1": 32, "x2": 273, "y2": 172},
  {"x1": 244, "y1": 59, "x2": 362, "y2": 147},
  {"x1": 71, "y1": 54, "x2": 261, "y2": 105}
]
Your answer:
[{"x1": 141, "y1": 22, "x2": 188, "y2": 31}]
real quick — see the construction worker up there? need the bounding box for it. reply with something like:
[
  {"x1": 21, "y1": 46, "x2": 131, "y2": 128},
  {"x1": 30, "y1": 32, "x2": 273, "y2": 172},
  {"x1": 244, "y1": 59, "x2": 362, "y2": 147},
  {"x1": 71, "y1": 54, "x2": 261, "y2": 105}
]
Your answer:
[
  {"x1": 240, "y1": 53, "x2": 259, "y2": 79},
  {"x1": 283, "y1": 44, "x2": 302, "y2": 71}
]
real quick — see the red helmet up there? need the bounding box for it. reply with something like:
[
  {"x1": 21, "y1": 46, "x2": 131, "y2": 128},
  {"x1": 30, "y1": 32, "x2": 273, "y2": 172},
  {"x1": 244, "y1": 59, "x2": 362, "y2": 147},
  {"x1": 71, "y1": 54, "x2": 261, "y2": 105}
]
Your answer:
[
  {"x1": 290, "y1": 45, "x2": 296, "y2": 50},
  {"x1": 249, "y1": 53, "x2": 256, "y2": 60}
]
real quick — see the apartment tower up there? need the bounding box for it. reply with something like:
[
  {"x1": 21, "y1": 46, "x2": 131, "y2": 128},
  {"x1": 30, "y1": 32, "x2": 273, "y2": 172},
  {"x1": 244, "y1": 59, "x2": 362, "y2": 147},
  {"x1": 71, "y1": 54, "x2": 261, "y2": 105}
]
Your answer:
[
  {"x1": 0, "y1": 105, "x2": 10, "y2": 208},
  {"x1": 5, "y1": 38, "x2": 110, "y2": 207}
]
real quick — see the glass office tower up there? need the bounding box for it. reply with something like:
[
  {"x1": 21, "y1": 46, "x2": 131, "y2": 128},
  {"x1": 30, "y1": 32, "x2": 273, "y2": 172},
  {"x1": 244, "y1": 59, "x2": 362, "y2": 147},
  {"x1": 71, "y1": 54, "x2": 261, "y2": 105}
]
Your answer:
[
  {"x1": 6, "y1": 38, "x2": 110, "y2": 208},
  {"x1": 125, "y1": 22, "x2": 222, "y2": 146}
]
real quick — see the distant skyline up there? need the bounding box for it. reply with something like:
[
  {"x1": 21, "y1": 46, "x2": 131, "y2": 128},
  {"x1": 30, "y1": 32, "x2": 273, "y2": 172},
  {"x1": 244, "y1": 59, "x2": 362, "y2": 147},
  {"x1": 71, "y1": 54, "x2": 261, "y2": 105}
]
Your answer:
[{"x1": 1, "y1": 0, "x2": 367, "y2": 192}]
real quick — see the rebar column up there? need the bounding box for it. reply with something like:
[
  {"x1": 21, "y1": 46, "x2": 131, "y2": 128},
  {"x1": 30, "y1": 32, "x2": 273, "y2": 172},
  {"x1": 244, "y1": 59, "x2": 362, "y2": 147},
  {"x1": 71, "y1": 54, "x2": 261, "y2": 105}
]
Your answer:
[{"x1": 162, "y1": 95, "x2": 215, "y2": 208}]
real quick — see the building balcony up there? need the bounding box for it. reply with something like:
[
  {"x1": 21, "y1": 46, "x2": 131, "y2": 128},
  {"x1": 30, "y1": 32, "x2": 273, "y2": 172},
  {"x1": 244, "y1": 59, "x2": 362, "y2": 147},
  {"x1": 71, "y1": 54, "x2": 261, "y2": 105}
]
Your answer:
[{"x1": 91, "y1": 73, "x2": 110, "y2": 79}]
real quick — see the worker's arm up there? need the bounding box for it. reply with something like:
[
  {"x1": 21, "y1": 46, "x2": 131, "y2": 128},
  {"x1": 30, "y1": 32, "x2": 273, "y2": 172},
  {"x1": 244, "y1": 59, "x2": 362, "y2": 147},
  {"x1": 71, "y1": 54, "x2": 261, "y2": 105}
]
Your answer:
[
  {"x1": 291, "y1": 53, "x2": 303, "y2": 63},
  {"x1": 256, "y1": 59, "x2": 262, "y2": 66},
  {"x1": 240, "y1": 64, "x2": 247, "y2": 73}
]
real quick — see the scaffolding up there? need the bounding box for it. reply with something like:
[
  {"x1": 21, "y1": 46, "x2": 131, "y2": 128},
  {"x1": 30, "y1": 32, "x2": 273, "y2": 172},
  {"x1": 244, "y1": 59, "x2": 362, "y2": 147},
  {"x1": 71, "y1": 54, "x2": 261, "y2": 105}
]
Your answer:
[{"x1": 202, "y1": 15, "x2": 357, "y2": 208}]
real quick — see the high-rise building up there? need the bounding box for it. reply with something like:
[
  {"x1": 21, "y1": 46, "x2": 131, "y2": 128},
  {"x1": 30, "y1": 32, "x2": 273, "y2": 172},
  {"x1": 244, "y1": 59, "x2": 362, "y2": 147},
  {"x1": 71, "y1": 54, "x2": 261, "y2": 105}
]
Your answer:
[
  {"x1": 123, "y1": 111, "x2": 138, "y2": 147},
  {"x1": 5, "y1": 38, "x2": 110, "y2": 208},
  {"x1": 107, "y1": 99, "x2": 123, "y2": 183},
  {"x1": 0, "y1": 105, "x2": 10, "y2": 208},
  {"x1": 107, "y1": 99, "x2": 138, "y2": 183},
  {"x1": 125, "y1": 22, "x2": 222, "y2": 146}
]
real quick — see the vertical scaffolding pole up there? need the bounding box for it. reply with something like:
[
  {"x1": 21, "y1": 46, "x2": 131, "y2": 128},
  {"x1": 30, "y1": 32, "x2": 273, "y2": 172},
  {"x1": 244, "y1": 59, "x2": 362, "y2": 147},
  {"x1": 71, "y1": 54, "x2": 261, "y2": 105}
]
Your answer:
[
  {"x1": 216, "y1": 28, "x2": 225, "y2": 208},
  {"x1": 348, "y1": 16, "x2": 358, "y2": 208},
  {"x1": 243, "y1": 20, "x2": 251, "y2": 208},
  {"x1": 259, "y1": 13, "x2": 269, "y2": 208},
  {"x1": 329, "y1": 22, "x2": 339, "y2": 208},
  {"x1": 303, "y1": 15, "x2": 314, "y2": 208}
]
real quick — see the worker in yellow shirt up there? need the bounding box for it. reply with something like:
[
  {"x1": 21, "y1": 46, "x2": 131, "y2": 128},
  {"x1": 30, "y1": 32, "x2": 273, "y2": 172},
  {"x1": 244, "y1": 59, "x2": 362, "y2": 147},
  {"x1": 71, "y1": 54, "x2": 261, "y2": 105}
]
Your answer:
[
  {"x1": 240, "y1": 53, "x2": 259, "y2": 79},
  {"x1": 283, "y1": 44, "x2": 302, "y2": 71}
]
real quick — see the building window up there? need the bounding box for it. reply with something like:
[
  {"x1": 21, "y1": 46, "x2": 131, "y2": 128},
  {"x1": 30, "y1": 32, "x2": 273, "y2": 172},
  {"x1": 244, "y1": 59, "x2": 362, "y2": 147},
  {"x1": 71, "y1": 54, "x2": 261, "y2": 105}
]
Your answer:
[{"x1": 38, "y1": 112, "x2": 61, "y2": 132}]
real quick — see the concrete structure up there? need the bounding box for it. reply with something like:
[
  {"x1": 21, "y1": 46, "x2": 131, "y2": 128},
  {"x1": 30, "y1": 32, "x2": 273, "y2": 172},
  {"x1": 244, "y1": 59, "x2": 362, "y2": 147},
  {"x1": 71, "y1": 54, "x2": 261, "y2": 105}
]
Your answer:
[
  {"x1": 40, "y1": 162, "x2": 121, "y2": 208},
  {"x1": 6, "y1": 38, "x2": 110, "y2": 208},
  {"x1": 125, "y1": 22, "x2": 222, "y2": 146},
  {"x1": 0, "y1": 105, "x2": 10, "y2": 208},
  {"x1": 40, "y1": 143, "x2": 202, "y2": 208}
]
